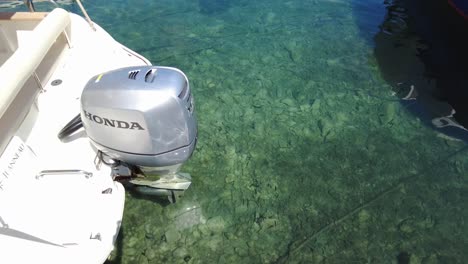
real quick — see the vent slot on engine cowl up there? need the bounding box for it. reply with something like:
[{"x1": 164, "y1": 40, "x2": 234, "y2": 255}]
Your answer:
[
  {"x1": 178, "y1": 81, "x2": 188, "y2": 99},
  {"x1": 128, "y1": 70, "x2": 140, "y2": 80},
  {"x1": 145, "y1": 69, "x2": 157, "y2": 83}
]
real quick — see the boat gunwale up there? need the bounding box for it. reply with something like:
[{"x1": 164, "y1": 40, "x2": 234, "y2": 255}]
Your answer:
[{"x1": 0, "y1": 11, "x2": 47, "y2": 21}]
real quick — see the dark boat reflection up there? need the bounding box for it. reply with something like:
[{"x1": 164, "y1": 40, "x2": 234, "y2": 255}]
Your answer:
[
  {"x1": 374, "y1": 0, "x2": 468, "y2": 139},
  {"x1": 448, "y1": 0, "x2": 468, "y2": 19}
]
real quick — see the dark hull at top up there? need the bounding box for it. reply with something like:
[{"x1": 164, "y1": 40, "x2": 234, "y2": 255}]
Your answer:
[{"x1": 448, "y1": 0, "x2": 468, "y2": 19}]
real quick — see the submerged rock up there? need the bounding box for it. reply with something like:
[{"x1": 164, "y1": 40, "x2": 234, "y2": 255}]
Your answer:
[
  {"x1": 164, "y1": 228, "x2": 181, "y2": 244},
  {"x1": 206, "y1": 216, "x2": 226, "y2": 232}
]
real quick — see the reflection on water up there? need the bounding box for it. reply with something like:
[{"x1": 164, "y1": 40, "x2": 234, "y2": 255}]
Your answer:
[
  {"x1": 2, "y1": 0, "x2": 468, "y2": 263},
  {"x1": 374, "y1": 0, "x2": 468, "y2": 138}
]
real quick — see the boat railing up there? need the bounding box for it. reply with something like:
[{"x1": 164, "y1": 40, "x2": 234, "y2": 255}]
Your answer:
[{"x1": 24, "y1": 0, "x2": 96, "y2": 31}]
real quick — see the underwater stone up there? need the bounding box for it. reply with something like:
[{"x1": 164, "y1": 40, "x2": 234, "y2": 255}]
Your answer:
[
  {"x1": 235, "y1": 204, "x2": 249, "y2": 214},
  {"x1": 280, "y1": 98, "x2": 295, "y2": 106},
  {"x1": 301, "y1": 127, "x2": 313, "y2": 137},
  {"x1": 145, "y1": 247, "x2": 157, "y2": 261},
  {"x1": 127, "y1": 236, "x2": 139, "y2": 248},
  {"x1": 317, "y1": 119, "x2": 334, "y2": 139},
  {"x1": 145, "y1": 232, "x2": 154, "y2": 240},
  {"x1": 206, "y1": 216, "x2": 226, "y2": 233},
  {"x1": 145, "y1": 224, "x2": 154, "y2": 239},
  {"x1": 165, "y1": 228, "x2": 181, "y2": 244},
  {"x1": 265, "y1": 12, "x2": 276, "y2": 24},
  {"x1": 417, "y1": 217, "x2": 435, "y2": 229},
  {"x1": 185, "y1": 232, "x2": 200, "y2": 246},
  {"x1": 399, "y1": 223, "x2": 414, "y2": 234},
  {"x1": 156, "y1": 242, "x2": 171, "y2": 254},
  {"x1": 256, "y1": 88, "x2": 269, "y2": 98},
  {"x1": 225, "y1": 174, "x2": 235, "y2": 183},
  {"x1": 384, "y1": 102, "x2": 398, "y2": 124},
  {"x1": 144, "y1": 223, "x2": 160, "y2": 240},
  {"x1": 299, "y1": 104, "x2": 311, "y2": 112},
  {"x1": 260, "y1": 217, "x2": 278, "y2": 230},
  {"x1": 173, "y1": 206, "x2": 206, "y2": 230},
  {"x1": 283, "y1": 40, "x2": 301, "y2": 62},
  {"x1": 239, "y1": 59, "x2": 249, "y2": 66},
  {"x1": 172, "y1": 247, "x2": 189, "y2": 259},
  {"x1": 198, "y1": 223, "x2": 211, "y2": 236},
  {"x1": 422, "y1": 254, "x2": 439, "y2": 264},
  {"x1": 311, "y1": 99, "x2": 321, "y2": 114},
  {"x1": 314, "y1": 254, "x2": 325, "y2": 262},
  {"x1": 225, "y1": 146, "x2": 236, "y2": 156},
  {"x1": 252, "y1": 100, "x2": 265, "y2": 108},
  {"x1": 234, "y1": 242, "x2": 249, "y2": 257},
  {"x1": 137, "y1": 255, "x2": 149, "y2": 264},
  {"x1": 358, "y1": 209, "x2": 371, "y2": 224},
  {"x1": 244, "y1": 107, "x2": 255, "y2": 120},
  {"x1": 336, "y1": 111, "x2": 348, "y2": 123},
  {"x1": 125, "y1": 247, "x2": 139, "y2": 258},
  {"x1": 206, "y1": 234, "x2": 223, "y2": 251},
  {"x1": 253, "y1": 222, "x2": 261, "y2": 232},
  {"x1": 288, "y1": 106, "x2": 299, "y2": 113},
  {"x1": 409, "y1": 254, "x2": 421, "y2": 264}
]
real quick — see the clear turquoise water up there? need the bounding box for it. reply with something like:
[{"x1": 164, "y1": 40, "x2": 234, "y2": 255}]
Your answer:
[{"x1": 5, "y1": 0, "x2": 468, "y2": 263}]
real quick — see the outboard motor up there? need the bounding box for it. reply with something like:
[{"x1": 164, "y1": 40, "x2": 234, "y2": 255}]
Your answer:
[{"x1": 60, "y1": 66, "x2": 197, "y2": 202}]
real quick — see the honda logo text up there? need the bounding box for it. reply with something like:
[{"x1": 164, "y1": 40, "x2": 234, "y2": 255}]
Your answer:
[{"x1": 83, "y1": 110, "x2": 144, "y2": 130}]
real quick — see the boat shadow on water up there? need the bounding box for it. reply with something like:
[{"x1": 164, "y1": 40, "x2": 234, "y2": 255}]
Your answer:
[
  {"x1": 103, "y1": 191, "x2": 173, "y2": 264},
  {"x1": 371, "y1": 0, "x2": 468, "y2": 141},
  {"x1": 104, "y1": 229, "x2": 123, "y2": 264}
]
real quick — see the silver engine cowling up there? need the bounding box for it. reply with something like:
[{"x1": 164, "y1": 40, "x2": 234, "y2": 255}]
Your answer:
[{"x1": 80, "y1": 66, "x2": 197, "y2": 199}]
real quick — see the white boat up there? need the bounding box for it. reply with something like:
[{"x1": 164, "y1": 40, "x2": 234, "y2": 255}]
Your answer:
[{"x1": 0, "y1": 2, "x2": 197, "y2": 263}]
